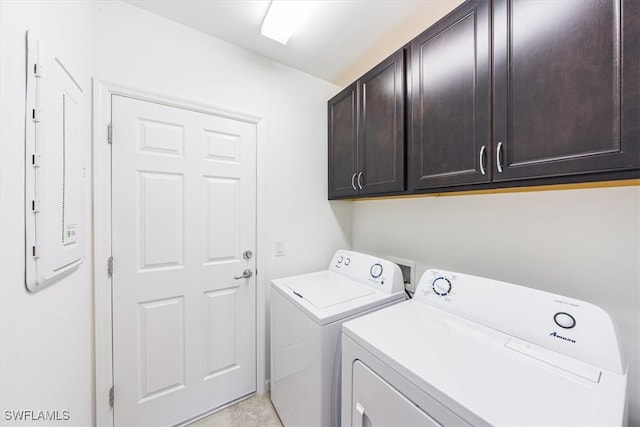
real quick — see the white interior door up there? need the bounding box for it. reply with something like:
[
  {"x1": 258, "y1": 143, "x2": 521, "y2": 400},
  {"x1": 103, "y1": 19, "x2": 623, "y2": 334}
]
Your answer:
[{"x1": 111, "y1": 95, "x2": 256, "y2": 426}]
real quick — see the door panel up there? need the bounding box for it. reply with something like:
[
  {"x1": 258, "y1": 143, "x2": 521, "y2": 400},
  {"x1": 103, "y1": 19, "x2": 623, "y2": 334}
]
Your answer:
[
  {"x1": 112, "y1": 95, "x2": 256, "y2": 426},
  {"x1": 328, "y1": 84, "x2": 359, "y2": 198},
  {"x1": 493, "y1": 0, "x2": 639, "y2": 180},
  {"x1": 352, "y1": 361, "x2": 441, "y2": 426},
  {"x1": 138, "y1": 171, "x2": 184, "y2": 270},
  {"x1": 360, "y1": 49, "x2": 405, "y2": 195},
  {"x1": 409, "y1": 0, "x2": 491, "y2": 190},
  {"x1": 138, "y1": 297, "x2": 186, "y2": 401},
  {"x1": 204, "y1": 288, "x2": 240, "y2": 378},
  {"x1": 204, "y1": 177, "x2": 240, "y2": 263}
]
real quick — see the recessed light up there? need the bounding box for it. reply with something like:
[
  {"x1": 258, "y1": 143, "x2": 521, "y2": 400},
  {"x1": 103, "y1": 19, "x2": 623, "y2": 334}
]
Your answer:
[{"x1": 260, "y1": 1, "x2": 314, "y2": 45}]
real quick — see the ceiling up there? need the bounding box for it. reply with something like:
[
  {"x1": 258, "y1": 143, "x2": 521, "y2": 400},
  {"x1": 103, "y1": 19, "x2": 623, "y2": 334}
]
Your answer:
[{"x1": 125, "y1": 0, "x2": 462, "y2": 87}]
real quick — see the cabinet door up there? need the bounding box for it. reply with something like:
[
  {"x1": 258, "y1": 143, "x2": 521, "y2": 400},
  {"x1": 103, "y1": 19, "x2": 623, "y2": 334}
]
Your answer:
[
  {"x1": 493, "y1": 0, "x2": 639, "y2": 182},
  {"x1": 409, "y1": 0, "x2": 491, "y2": 191},
  {"x1": 359, "y1": 49, "x2": 405, "y2": 195},
  {"x1": 328, "y1": 83, "x2": 358, "y2": 198}
]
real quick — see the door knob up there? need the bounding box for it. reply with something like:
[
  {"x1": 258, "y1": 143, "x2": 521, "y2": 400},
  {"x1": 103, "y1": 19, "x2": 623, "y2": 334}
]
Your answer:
[{"x1": 234, "y1": 269, "x2": 253, "y2": 280}]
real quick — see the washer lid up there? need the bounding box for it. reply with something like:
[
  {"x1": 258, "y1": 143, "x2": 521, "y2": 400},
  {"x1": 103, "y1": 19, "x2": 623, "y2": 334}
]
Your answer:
[
  {"x1": 286, "y1": 273, "x2": 374, "y2": 308},
  {"x1": 272, "y1": 270, "x2": 404, "y2": 326}
]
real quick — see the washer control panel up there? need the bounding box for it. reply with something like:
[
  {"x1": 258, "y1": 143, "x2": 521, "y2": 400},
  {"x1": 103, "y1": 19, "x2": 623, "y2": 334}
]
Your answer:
[
  {"x1": 413, "y1": 268, "x2": 625, "y2": 375},
  {"x1": 370, "y1": 263, "x2": 383, "y2": 279},
  {"x1": 330, "y1": 250, "x2": 403, "y2": 295}
]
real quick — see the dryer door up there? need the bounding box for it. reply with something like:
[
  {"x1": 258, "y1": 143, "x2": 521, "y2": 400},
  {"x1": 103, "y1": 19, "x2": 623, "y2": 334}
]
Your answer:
[{"x1": 352, "y1": 361, "x2": 440, "y2": 426}]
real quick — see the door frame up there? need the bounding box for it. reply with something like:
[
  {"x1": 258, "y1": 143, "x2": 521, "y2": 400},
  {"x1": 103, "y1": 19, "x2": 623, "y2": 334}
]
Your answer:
[{"x1": 93, "y1": 80, "x2": 267, "y2": 426}]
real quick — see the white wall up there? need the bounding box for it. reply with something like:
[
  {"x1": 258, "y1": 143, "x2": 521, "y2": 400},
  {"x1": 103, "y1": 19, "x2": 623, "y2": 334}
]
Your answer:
[
  {"x1": 1, "y1": 0, "x2": 351, "y2": 424},
  {"x1": 0, "y1": 1, "x2": 95, "y2": 426},
  {"x1": 352, "y1": 185, "x2": 640, "y2": 425}
]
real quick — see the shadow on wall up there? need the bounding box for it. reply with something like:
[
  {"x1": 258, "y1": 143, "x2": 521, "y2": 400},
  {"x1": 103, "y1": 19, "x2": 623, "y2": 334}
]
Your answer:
[{"x1": 329, "y1": 200, "x2": 353, "y2": 249}]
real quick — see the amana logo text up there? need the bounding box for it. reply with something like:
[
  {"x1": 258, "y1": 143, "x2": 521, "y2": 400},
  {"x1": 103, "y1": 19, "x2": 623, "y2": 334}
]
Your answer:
[{"x1": 550, "y1": 331, "x2": 576, "y2": 343}]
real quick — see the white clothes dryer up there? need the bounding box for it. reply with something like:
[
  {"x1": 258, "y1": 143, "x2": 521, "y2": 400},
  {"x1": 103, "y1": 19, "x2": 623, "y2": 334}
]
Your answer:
[
  {"x1": 342, "y1": 269, "x2": 628, "y2": 426},
  {"x1": 271, "y1": 250, "x2": 405, "y2": 427}
]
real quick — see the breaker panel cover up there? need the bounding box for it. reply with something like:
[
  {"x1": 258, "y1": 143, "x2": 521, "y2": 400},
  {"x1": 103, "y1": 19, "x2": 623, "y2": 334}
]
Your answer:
[{"x1": 25, "y1": 32, "x2": 85, "y2": 292}]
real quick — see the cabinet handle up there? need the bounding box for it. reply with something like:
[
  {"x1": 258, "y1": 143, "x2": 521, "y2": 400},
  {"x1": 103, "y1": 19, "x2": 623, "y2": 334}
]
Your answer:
[
  {"x1": 479, "y1": 145, "x2": 486, "y2": 175},
  {"x1": 357, "y1": 171, "x2": 364, "y2": 190},
  {"x1": 351, "y1": 173, "x2": 358, "y2": 191},
  {"x1": 496, "y1": 141, "x2": 504, "y2": 173}
]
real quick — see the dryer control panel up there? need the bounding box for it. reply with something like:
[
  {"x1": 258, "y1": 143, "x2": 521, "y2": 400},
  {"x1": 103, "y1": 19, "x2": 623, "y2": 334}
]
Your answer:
[
  {"x1": 329, "y1": 251, "x2": 403, "y2": 295},
  {"x1": 414, "y1": 269, "x2": 625, "y2": 375}
]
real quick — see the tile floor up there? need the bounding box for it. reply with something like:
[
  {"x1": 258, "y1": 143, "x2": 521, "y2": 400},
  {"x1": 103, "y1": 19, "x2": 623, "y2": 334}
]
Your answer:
[{"x1": 188, "y1": 393, "x2": 283, "y2": 427}]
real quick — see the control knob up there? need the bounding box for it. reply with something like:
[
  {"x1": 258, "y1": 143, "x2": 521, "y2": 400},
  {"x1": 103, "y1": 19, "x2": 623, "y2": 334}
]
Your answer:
[
  {"x1": 370, "y1": 263, "x2": 383, "y2": 278},
  {"x1": 432, "y1": 277, "x2": 452, "y2": 296},
  {"x1": 554, "y1": 312, "x2": 576, "y2": 329}
]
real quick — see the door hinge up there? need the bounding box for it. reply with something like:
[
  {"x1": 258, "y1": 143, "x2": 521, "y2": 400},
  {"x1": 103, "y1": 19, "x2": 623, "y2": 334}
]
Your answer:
[
  {"x1": 107, "y1": 123, "x2": 113, "y2": 144},
  {"x1": 109, "y1": 386, "x2": 114, "y2": 408},
  {"x1": 107, "y1": 256, "x2": 113, "y2": 277}
]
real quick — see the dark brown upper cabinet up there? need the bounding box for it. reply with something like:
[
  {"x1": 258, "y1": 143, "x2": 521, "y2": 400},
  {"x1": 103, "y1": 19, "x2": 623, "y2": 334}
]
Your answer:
[
  {"x1": 409, "y1": 0, "x2": 491, "y2": 191},
  {"x1": 328, "y1": 49, "x2": 405, "y2": 199},
  {"x1": 329, "y1": 0, "x2": 638, "y2": 200},
  {"x1": 492, "y1": 0, "x2": 640, "y2": 182},
  {"x1": 328, "y1": 83, "x2": 358, "y2": 198}
]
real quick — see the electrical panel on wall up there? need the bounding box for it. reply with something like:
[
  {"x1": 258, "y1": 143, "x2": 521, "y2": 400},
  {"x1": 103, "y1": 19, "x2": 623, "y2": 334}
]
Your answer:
[{"x1": 25, "y1": 32, "x2": 85, "y2": 292}]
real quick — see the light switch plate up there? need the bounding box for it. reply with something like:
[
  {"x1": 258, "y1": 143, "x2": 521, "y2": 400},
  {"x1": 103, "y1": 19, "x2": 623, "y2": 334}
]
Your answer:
[{"x1": 275, "y1": 240, "x2": 285, "y2": 257}]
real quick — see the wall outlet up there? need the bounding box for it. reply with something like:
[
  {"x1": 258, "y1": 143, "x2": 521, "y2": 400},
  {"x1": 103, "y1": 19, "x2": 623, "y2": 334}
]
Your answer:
[
  {"x1": 275, "y1": 241, "x2": 285, "y2": 257},
  {"x1": 387, "y1": 256, "x2": 416, "y2": 293}
]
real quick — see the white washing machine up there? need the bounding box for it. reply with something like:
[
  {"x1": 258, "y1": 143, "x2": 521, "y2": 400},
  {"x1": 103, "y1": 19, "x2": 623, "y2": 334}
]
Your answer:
[
  {"x1": 271, "y1": 250, "x2": 405, "y2": 427},
  {"x1": 342, "y1": 269, "x2": 628, "y2": 426}
]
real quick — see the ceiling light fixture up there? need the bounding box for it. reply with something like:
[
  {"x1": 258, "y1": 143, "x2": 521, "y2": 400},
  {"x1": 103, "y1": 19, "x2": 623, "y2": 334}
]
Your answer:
[{"x1": 260, "y1": 1, "x2": 313, "y2": 45}]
